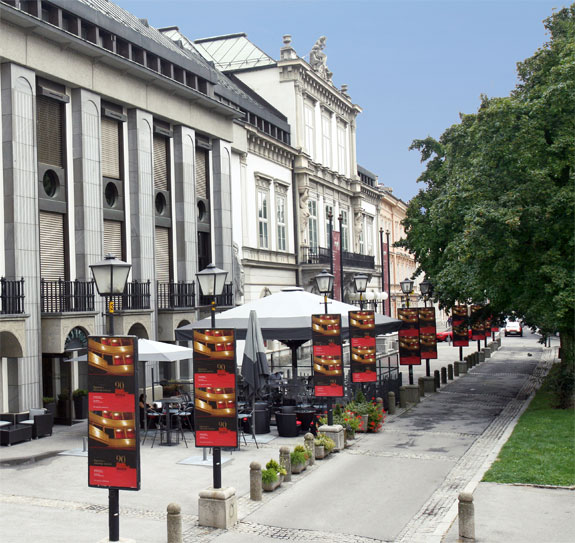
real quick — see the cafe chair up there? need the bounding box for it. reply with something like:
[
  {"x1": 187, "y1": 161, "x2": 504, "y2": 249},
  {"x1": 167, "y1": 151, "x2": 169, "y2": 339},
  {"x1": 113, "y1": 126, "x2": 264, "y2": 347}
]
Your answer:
[
  {"x1": 20, "y1": 408, "x2": 53, "y2": 439},
  {"x1": 275, "y1": 411, "x2": 301, "y2": 437}
]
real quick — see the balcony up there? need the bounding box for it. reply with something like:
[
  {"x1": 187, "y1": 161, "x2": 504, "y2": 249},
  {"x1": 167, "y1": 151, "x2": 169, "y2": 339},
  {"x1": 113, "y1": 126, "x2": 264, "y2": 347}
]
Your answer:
[
  {"x1": 110, "y1": 280, "x2": 151, "y2": 311},
  {"x1": 157, "y1": 281, "x2": 196, "y2": 310},
  {"x1": 1, "y1": 278, "x2": 25, "y2": 315},
  {"x1": 300, "y1": 246, "x2": 375, "y2": 270},
  {"x1": 199, "y1": 282, "x2": 234, "y2": 308},
  {"x1": 342, "y1": 251, "x2": 375, "y2": 270},
  {"x1": 41, "y1": 279, "x2": 95, "y2": 313},
  {"x1": 300, "y1": 246, "x2": 331, "y2": 265}
]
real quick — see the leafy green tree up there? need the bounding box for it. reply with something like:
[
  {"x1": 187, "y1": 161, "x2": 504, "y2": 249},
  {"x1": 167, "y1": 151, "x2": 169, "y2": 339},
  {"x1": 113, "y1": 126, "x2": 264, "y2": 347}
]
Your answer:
[{"x1": 400, "y1": 6, "x2": 575, "y2": 406}]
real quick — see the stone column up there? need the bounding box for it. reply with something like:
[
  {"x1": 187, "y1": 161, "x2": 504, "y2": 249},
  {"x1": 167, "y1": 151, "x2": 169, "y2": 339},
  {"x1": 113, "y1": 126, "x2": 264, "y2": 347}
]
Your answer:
[{"x1": 211, "y1": 139, "x2": 233, "y2": 277}]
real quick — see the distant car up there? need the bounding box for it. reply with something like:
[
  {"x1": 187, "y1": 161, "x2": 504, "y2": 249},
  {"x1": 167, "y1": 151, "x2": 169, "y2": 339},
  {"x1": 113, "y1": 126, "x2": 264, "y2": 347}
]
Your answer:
[
  {"x1": 504, "y1": 320, "x2": 523, "y2": 337},
  {"x1": 436, "y1": 329, "x2": 473, "y2": 342}
]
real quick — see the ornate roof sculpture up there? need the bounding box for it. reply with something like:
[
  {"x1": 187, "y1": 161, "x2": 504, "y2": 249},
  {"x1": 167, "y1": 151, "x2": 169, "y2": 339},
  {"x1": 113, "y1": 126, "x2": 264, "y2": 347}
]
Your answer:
[{"x1": 309, "y1": 36, "x2": 333, "y2": 81}]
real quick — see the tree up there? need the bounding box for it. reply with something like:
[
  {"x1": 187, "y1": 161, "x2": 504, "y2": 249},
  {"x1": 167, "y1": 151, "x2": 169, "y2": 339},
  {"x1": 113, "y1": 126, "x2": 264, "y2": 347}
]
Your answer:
[{"x1": 400, "y1": 6, "x2": 575, "y2": 406}]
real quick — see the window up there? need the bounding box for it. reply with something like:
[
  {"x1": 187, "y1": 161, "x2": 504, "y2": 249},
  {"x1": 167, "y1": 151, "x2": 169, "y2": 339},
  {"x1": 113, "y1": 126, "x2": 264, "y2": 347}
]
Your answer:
[
  {"x1": 366, "y1": 216, "x2": 374, "y2": 255},
  {"x1": 277, "y1": 194, "x2": 286, "y2": 252},
  {"x1": 322, "y1": 111, "x2": 331, "y2": 168},
  {"x1": 325, "y1": 204, "x2": 333, "y2": 247},
  {"x1": 304, "y1": 102, "x2": 314, "y2": 156},
  {"x1": 308, "y1": 199, "x2": 318, "y2": 251},
  {"x1": 337, "y1": 123, "x2": 347, "y2": 175},
  {"x1": 258, "y1": 190, "x2": 269, "y2": 249},
  {"x1": 341, "y1": 209, "x2": 349, "y2": 252}
]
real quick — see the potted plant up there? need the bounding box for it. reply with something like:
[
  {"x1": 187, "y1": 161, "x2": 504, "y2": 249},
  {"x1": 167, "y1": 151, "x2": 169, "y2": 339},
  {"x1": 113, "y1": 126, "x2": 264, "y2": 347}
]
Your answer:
[
  {"x1": 43, "y1": 397, "x2": 56, "y2": 418},
  {"x1": 294, "y1": 444, "x2": 310, "y2": 466},
  {"x1": 290, "y1": 448, "x2": 307, "y2": 474},
  {"x1": 315, "y1": 432, "x2": 335, "y2": 458},
  {"x1": 266, "y1": 459, "x2": 285, "y2": 484},
  {"x1": 73, "y1": 389, "x2": 89, "y2": 419},
  {"x1": 261, "y1": 468, "x2": 280, "y2": 492},
  {"x1": 57, "y1": 390, "x2": 71, "y2": 420}
]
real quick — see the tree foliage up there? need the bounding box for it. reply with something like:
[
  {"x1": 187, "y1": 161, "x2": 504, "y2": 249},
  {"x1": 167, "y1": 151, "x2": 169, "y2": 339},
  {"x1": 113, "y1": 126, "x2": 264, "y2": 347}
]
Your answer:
[{"x1": 400, "y1": 6, "x2": 575, "y2": 404}]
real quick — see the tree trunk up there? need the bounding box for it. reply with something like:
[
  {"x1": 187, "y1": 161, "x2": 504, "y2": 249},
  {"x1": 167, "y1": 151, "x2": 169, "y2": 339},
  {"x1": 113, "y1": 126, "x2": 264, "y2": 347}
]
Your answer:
[{"x1": 557, "y1": 328, "x2": 574, "y2": 408}]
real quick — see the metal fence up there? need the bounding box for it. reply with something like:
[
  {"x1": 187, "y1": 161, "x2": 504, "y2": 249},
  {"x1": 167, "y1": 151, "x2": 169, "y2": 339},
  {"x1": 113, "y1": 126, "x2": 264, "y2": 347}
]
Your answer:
[
  {"x1": 157, "y1": 281, "x2": 196, "y2": 310},
  {"x1": 110, "y1": 280, "x2": 151, "y2": 311},
  {"x1": 41, "y1": 279, "x2": 95, "y2": 313},
  {"x1": 0, "y1": 277, "x2": 25, "y2": 315}
]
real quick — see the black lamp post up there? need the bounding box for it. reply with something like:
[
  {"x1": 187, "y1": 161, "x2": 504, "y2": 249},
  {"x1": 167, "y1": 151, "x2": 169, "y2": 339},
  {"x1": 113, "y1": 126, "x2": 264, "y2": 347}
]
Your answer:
[
  {"x1": 89, "y1": 253, "x2": 131, "y2": 543},
  {"x1": 386, "y1": 230, "x2": 391, "y2": 316},
  {"x1": 315, "y1": 269, "x2": 334, "y2": 425},
  {"x1": 419, "y1": 278, "x2": 432, "y2": 377},
  {"x1": 353, "y1": 273, "x2": 368, "y2": 310},
  {"x1": 195, "y1": 263, "x2": 228, "y2": 489},
  {"x1": 400, "y1": 277, "x2": 415, "y2": 385},
  {"x1": 338, "y1": 213, "x2": 344, "y2": 301}
]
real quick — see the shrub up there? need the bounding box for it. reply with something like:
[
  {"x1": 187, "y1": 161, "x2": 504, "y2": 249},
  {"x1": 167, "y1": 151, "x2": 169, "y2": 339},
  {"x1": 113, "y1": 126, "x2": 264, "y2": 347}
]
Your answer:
[
  {"x1": 43, "y1": 397, "x2": 55, "y2": 405},
  {"x1": 315, "y1": 432, "x2": 335, "y2": 453},
  {"x1": 290, "y1": 449, "x2": 307, "y2": 466},
  {"x1": 261, "y1": 468, "x2": 278, "y2": 484},
  {"x1": 73, "y1": 389, "x2": 88, "y2": 398},
  {"x1": 266, "y1": 459, "x2": 281, "y2": 472}
]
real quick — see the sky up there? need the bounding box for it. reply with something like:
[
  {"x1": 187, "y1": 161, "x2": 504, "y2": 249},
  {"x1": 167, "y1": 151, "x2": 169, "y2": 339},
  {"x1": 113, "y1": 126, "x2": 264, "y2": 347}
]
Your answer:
[{"x1": 114, "y1": 0, "x2": 567, "y2": 203}]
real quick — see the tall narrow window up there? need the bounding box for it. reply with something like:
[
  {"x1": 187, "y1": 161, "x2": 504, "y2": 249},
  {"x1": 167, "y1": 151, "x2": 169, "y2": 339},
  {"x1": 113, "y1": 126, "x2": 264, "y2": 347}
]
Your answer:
[
  {"x1": 304, "y1": 102, "x2": 314, "y2": 156},
  {"x1": 258, "y1": 190, "x2": 269, "y2": 249},
  {"x1": 277, "y1": 195, "x2": 286, "y2": 252},
  {"x1": 341, "y1": 209, "x2": 349, "y2": 252},
  {"x1": 153, "y1": 134, "x2": 169, "y2": 191},
  {"x1": 37, "y1": 94, "x2": 64, "y2": 168},
  {"x1": 366, "y1": 216, "x2": 374, "y2": 255},
  {"x1": 322, "y1": 111, "x2": 331, "y2": 168},
  {"x1": 101, "y1": 117, "x2": 121, "y2": 179},
  {"x1": 308, "y1": 199, "x2": 318, "y2": 251},
  {"x1": 337, "y1": 122, "x2": 346, "y2": 175},
  {"x1": 325, "y1": 204, "x2": 333, "y2": 247}
]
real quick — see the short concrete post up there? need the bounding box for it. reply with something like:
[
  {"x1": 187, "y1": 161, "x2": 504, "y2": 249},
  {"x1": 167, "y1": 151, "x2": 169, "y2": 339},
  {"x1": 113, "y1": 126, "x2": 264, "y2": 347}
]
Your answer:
[
  {"x1": 458, "y1": 492, "x2": 475, "y2": 540},
  {"x1": 418, "y1": 377, "x2": 425, "y2": 398},
  {"x1": 484, "y1": 345, "x2": 491, "y2": 358},
  {"x1": 250, "y1": 461, "x2": 262, "y2": 501},
  {"x1": 280, "y1": 446, "x2": 291, "y2": 482},
  {"x1": 441, "y1": 367, "x2": 447, "y2": 384},
  {"x1": 388, "y1": 391, "x2": 396, "y2": 414},
  {"x1": 434, "y1": 370, "x2": 441, "y2": 389},
  {"x1": 478, "y1": 350, "x2": 485, "y2": 363},
  {"x1": 167, "y1": 503, "x2": 182, "y2": 543},
  {"x1": 304, "y1": 433, "x2": 315, "y2": 466},
  {"x1": 454, "y1": 362, "x2": 460, "y2": 377},
  {"x1": 448, "y1": 364, "x2": 454, "y2": 380},
  {"x1": 376, "y1": 397, "x2": 384, "y2": 414},
  {"x1": 399, "y1": 386, "x2": 407, "y2": 408}
]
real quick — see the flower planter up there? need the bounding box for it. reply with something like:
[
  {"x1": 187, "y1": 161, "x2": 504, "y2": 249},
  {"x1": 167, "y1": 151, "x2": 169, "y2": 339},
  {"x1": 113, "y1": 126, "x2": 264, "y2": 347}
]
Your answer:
[
  {"x1": 291, "y1": 462, "x2": 306, "y2": 474},
  {"x1": 262, "y1": 479, "x2": 280, "y2": 492},
  {"x1": 358, "y1": 414, "x2": 369, "y2": 432},
  {"x1": 315, "y1": 445, "x2": 326, "y2": 459}
]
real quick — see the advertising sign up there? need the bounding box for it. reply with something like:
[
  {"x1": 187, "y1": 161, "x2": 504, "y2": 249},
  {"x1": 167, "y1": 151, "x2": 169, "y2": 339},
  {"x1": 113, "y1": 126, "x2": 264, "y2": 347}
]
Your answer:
[
  {"x1": 312, "y1": 314, "x2": 344, "y2": 396},
  {"x1": 398, "y1": 308, "x2": 421, "y2": 365},
  {"x1": 419, "y1": 307, "x2": 438, "y2": 359},
  {"x1": 88, "y1": 336, "x2": 140, "y2": 491},
  {"x1": 193, "y1": 329, "x2": 238, "y2": 448},
  {"x1": 349, "y1": 310, "x2": 377, "y2": 382},
  {"x1": 470, "y1": 304, "x2": 486, "y2": 341},
  {"x1": 452, "y1": 305, "x2": 469, "y2": 347}
]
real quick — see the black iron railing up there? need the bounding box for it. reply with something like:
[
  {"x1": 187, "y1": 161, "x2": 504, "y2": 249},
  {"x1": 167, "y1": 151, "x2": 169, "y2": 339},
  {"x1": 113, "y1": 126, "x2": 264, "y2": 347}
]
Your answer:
[
  {"x1": 41, "y1": 279, "x2": 95, "y2": 313},
  {"x1": 342, "y1": 251, "x2": 375, "y2": 269},
  {"x1": 110, "y1": 280, "x2": 151, "y2": 311},
  {"x1": 199, "y1": 282, "x2": 233, "y2": 308},
  {"x1": 157, "y1": 281, "x2": 196, "y2": 310},
  {"x1": 1, "y1": 277, "x2": 25, "y2": 315},
  {"x1": 300, "y1": 246, "x2": 331, "y2": 265}
]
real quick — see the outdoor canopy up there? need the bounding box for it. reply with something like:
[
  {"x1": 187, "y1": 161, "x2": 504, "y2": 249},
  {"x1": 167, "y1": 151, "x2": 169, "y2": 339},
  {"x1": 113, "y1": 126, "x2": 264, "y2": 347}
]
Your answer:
[{"x1": 175, "y1": 287, "x2": 402, "y2": 344}]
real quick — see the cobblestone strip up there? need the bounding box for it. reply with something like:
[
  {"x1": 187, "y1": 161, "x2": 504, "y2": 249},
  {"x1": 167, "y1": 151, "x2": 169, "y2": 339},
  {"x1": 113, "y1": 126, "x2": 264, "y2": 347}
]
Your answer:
[
  {"x1": 395, "y1": 349, "x2": 555, "y2": 543},
  {"x1": 345, "y1": 448, "x2": 460, "y2": 463}
]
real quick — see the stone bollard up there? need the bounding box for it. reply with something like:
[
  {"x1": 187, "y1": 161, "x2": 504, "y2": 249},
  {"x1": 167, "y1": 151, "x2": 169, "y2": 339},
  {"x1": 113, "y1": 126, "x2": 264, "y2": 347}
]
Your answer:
[
  {"x1": 376, "y1": 397, "x2": 384, "y2": 415},
  {"x1": 458, "y1": 492, "x2": 475, "y2": 540},
  {"x1": 441, "y1": 366, "x2": 447, "y2": 384},
  {"x1": 167, "y1": 503, "x2": 182, "y2": 543},
  {"x1": 403, "y1": 384, "x2": 421, "y2": 404},
  {"x1": 280, "y1": 446, "x2": 292, "y2": 482},
  {"x1": 434, "y1": 370, "x2": 441, "y2": 389},
  {"x1": 484, "y1": 345, "x2": 491, "y2": 358},
  {"x1": 399, "y1": 386, "x2": 407, "y2": 408},
  {"x1": 454, "y1": 362, "x2": 460, "y2": 377},
  {"x1": 418, "y1": 377, "x2": 426, "y2": 398},
  {"x1": 388, "y1": 391, "x2": 396, "y2": 414},
  {"x1": 478, "y1": 350, "x2": 485, "y2": 363},
  {"x1": 304, "y1": 433, "x2": 315, "y2": 466},
  {"x1": 420, "y1": 376, "x2": 435, "y2": 394},
  {"x1": 448, "y1": 364, "x2": 454, "y2": 380},
  {"x1": 456, "y1": 361, "x2": 468, "y2": 374},
  {"x1": 250, "y1": 461, "x2": 262, "y2": 501}
]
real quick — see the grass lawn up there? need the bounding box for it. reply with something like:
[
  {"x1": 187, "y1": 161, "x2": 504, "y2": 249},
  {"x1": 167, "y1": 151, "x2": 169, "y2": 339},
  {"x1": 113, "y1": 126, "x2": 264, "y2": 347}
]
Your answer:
[{"x1": 482, "y1": 363, "x2": 575, "y2": 486}]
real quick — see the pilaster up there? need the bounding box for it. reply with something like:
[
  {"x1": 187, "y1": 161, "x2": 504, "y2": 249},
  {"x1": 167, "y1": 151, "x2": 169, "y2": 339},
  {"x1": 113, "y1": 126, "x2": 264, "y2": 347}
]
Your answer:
[{"x1": 211, "y1": 139, "x2": 233, "y2": 277}]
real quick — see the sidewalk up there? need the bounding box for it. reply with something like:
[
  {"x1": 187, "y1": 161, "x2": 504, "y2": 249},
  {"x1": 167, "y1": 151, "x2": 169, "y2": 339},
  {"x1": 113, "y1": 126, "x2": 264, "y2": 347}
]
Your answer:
[{"x1": 1, "y1": 333, "x2": 572, "y2": 543}]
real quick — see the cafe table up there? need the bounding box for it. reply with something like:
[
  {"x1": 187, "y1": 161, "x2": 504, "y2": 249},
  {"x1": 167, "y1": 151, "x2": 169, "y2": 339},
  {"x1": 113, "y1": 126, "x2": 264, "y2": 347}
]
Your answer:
[{"x1": 155, "y1": 397, "x2": 182, "y2": 446}]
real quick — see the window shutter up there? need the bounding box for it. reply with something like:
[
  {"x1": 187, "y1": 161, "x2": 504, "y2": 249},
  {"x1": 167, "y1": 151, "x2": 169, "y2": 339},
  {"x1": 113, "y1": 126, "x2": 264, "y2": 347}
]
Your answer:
[
  {"x1": 104, "y1": 220, "x2": 123, "y2": 260},
  {"x1": 101, "y1": 118, "x2": 120, "y2": 179},
  {"x1": 195, "y1": 148, "x2": 208, "y2": 199},
  {"x1": 40, "y1": 211, "x2": 65, "y2": 280},
  {"x1": 153, "y1": 135, "x2": 168, "y2": 191},
  {"x1": 155, "y1": 226, "x2": 171, "y2": 283},
  {"x1": 37, "y1": 95, "x2": 63, "y2": 167}
]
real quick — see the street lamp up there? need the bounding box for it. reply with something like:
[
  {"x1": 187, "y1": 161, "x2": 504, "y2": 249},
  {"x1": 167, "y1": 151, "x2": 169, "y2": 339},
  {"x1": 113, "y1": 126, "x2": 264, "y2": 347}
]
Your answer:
[
  {"x1": 399, "y1": 277, "x2": 415, "y2": 386},
  {"x1": 195, "y1": 263, "x2": 228, "y2": 490},
  {"x1": 89, "y1": 253, "x2": 131, "y2": 543},
  {"x1": 315, "y1": 269, "x2": 334, "y2": 314},
  {"x1": 353, "y1": 273, "x2": 368, "y2": 310},
  {"x1": 314, "y1": 269, "x2": 335, "y2": 425},
  {"x1": 419, "y1": 278, "x2": 432, "y2": 308},
  {"x1": 196, "y1": 263, "x2": 228, "y2": 328}
]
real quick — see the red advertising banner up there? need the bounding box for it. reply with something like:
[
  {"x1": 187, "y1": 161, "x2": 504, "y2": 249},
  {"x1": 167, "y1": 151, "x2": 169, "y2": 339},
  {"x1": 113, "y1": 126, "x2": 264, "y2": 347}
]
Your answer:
[
  {"x1": 349, "y1": 310, "x2": 377, "y2": 382},
  {"x1": 332, "y1": 230, "x2": 341, "y2": 301},
  {"x1": 419, "y1": 308, "x2": 438, "y2": 359},
  {"x1": 452, "y1": 305, "x2": 469, "y2": 347},
  {"x1": 312, "y1": 314, "x2": 344, "y2": 396},
  {"x1": 398, "y1": 308, "x2": 421, "y2": 365},
  {"x1": 470, "y1": 304, "x2": 486, "y2": 341},
  {"x1": 88, "y1": 336, "x2": 140, "y2": 491},
  {"x1": 193, "y1": 329, "x2": 238, "y2": 448}
]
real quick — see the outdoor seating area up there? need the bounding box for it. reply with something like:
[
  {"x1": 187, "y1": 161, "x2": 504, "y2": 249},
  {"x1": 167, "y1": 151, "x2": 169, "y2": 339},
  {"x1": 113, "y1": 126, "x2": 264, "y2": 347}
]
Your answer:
[{"x1": 0, "y1": 409, "x2": 53, "y2": 445}]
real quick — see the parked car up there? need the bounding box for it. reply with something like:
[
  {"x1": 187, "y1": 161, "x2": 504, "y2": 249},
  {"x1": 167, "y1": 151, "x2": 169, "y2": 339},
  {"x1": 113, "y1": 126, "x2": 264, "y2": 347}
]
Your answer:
[
  {"x1": 504, "y1": 320, "x2": 523, "y2": 337},
  {"x1": 436, "y1": 329, "x2": 473, "y2": 342}
]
